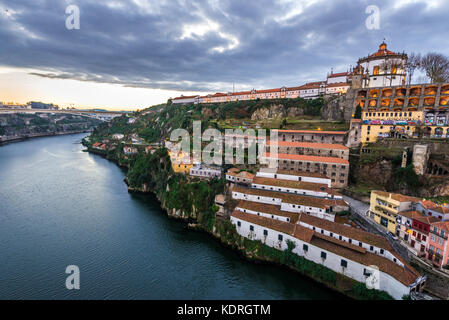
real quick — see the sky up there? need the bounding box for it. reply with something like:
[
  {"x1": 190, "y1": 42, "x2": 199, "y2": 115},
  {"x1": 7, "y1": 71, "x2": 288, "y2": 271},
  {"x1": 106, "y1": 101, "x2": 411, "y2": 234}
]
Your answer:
[{"x1": 0, "y1": 0, "x2": 448, "y2": 110}]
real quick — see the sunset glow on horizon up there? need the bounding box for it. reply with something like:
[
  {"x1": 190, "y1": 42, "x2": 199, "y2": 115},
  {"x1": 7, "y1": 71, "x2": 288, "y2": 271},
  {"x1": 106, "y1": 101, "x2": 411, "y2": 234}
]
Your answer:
[{"x1": 0, "y1": 67, "x2": 202, "y2": 110}]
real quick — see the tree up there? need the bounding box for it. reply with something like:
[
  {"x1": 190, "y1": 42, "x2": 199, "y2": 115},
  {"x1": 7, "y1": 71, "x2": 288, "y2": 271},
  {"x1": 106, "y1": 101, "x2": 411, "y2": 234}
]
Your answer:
[
  {"x1": 379, "y1": 59, "x2": 405, "y2": 86},
  {"x1": 420, "y1": 53, "x2": 449, "y2": 83},
  {"x1": 405, "y1": 52, "x2": 421, "y2": 84}
]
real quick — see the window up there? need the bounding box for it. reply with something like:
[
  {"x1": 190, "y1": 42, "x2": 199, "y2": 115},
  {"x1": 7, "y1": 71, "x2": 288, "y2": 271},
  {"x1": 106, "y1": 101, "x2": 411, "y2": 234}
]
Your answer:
[
  {"x1": 339, "y1": 235, "x2": 342, "y2": 240},
  {"x1": 370, "y1": 246, "x2": 374, "y2": 251},
  {"x1": 348, "y1": 239, "x2": 352, "y2": 244},
  {"x1": 321, "y1": 252, "x2": 327, "y2": 259},
  {"x1": 263, "y1": 229, "x2": 268, "y2": 236},
  {"x1": 380, "y1": 249, "x2": 384, "y2": 254},
  {"x1": 237, "y1": 221, "x2": 241, "y2": 227},
  {"x1": 303, "y1": 244, "x2": 308, "y2": 252},
  {"x1": 250, "y1": 225, "x2": 254, "y2": 232},
  {"x1": 278, "y1": 234, "x2": 283, "y2": 241},
  {"x1": 341, "y1": 260, "x2": 347, "y2": 268}
]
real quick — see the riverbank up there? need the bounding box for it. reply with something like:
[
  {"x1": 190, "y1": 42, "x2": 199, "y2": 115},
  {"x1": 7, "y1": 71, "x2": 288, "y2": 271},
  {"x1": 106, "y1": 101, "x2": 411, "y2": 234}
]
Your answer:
[
  {"x1": 0, "y1": 129, "x2": 92, "y2": 145},
  {"x1": 83, "y1": 140, "x2": 393, "y2": 300}
]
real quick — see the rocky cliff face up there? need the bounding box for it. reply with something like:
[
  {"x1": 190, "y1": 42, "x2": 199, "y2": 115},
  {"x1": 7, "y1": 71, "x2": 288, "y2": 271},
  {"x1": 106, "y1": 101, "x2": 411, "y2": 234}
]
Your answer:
[
  {"x1": 356, "y1": 157, "x2": 449, "y2": 197},
  {"x1": 358, "y1": 160, "x2": 394, "y2": 186},
  {"x1": 250, "y1": 104, "x2": 304, "y2": 120},
  {"x1": 321, "y1": 89, "x2": 357, "y2": 122}
]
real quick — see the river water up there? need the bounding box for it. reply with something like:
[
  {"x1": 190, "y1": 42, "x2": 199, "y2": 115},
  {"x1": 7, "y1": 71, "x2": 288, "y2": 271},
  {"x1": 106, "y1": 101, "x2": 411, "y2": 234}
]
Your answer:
[{"x1": 0, "y1": 133, "x2": 341, "y2": 299}]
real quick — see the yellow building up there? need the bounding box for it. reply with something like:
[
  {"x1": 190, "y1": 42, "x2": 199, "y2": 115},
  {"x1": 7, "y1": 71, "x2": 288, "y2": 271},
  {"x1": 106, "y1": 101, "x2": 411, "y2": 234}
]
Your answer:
[
  {"x1": 369, "y1": 191, "x2": 420, "y2": 233},
  {"x1": 169, "y1": 150, "x2": 193, "y2": 174},
  {"x1": 360, "y1": 110, "x2": 449, "y2": 143}
]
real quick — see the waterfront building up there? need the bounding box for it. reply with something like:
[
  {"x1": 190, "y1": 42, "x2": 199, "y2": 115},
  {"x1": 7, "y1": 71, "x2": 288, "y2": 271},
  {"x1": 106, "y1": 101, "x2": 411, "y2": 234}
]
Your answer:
[
  {"x1": 92, "y1": 142, "x2": 107, "y2": 150},
  {"x1": 250, "y1": 176, "x2": 341, "y2": 200},
  {"x1": 190, "y1": 165, "x2": 222, "y2": 179},
  {"x1": 225, "y1": 168, "x2": 254, "y2": 186},
  {"x1": 368, "y1": 191, "x2": 420, "y2": 234},
  {"x1": 256, "y1": 169, "x2": 332, "y2": 187},
  {"x1": 261, "y1": 153, "x2": 349, "y2": 188},
  {"x1": 169, "y1": 150, "x2": 193, "y2": 174},
  {"x1": 123, "y1": 146, "x2": 138, "y2": 155},
  {"x1": 427, "y1": 221, "x2": 449, "y2": 269},
  {"x1": 231, "y1": 186, "x2": 348, "y2": 221},
  {"x1": 230, "y1": 210, "x2": 425, "y2": 299}
]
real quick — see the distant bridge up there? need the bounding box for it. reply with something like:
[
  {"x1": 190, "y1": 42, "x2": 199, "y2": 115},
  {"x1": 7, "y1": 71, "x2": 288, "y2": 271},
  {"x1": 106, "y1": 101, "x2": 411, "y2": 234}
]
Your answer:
[{"x1": 0, "y1": 108, "x2": 131, "y2": 121}]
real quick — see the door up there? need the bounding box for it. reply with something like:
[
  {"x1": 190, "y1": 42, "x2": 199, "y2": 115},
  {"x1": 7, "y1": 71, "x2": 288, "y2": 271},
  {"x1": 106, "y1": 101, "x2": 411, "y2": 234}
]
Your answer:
[{"x1": 411, "y1": 240, "x2": 415, "y2": 248}]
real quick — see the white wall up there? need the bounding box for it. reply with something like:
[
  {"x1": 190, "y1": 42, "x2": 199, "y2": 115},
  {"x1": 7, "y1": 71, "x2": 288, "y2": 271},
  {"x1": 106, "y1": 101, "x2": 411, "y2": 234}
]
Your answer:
[
  {"x1": 256, "y1": 171, "x2": 332, "y2": 188},
  {"x1": 231, "y1": 216, "x2": 412, "y2": 300}
]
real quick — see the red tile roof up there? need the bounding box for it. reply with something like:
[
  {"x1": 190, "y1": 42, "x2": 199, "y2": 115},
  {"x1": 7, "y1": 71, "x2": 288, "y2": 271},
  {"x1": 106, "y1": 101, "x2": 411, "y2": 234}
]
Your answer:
[
  {"x1": 327, "y1": 72, "x2": 350, "y2": 78},
  {"x1": 232, "y1": 186, "x2": 348, "y2": 209}
]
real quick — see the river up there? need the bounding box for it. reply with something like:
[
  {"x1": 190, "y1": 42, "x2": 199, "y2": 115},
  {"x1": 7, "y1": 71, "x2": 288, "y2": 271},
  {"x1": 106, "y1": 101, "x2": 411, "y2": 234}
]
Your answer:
[{"x1": 0, "y1": 133, "x2": 341, "y2": 299}]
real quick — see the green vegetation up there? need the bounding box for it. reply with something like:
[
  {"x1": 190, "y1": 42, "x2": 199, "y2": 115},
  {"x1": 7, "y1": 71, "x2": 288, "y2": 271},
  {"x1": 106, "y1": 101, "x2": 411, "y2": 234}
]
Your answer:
[
  {"x1": 389, "y1": 165, "x2": 423, "y2": 192},
  {"x1": 350, "y1": 283, "x2": 393, "y2": 300}
]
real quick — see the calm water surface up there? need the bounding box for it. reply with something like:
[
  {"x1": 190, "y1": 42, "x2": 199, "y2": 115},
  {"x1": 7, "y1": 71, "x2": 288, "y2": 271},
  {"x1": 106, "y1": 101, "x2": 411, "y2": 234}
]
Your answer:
[{"x1": 0, "y1": 134, "x2": 341, "y2": 299}]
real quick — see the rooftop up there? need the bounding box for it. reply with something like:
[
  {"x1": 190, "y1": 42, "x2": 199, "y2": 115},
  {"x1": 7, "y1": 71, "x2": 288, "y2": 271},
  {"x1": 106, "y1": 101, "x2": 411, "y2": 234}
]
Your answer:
[
  {"x1": 236, "y1": 200, "x2": 299, "y2": 223},
  {"x1": 252, "y1": 176, "x2": 337, "y2": 195},
  {"x1": 373, "y1": 190, "x2": 421, "y2": 203},
  {"x1": 232, "y1": 186, "x2": 347, "y2": 209},
  {"x1": 232, "y1": 210, "x2": 419, "y2": 286}
]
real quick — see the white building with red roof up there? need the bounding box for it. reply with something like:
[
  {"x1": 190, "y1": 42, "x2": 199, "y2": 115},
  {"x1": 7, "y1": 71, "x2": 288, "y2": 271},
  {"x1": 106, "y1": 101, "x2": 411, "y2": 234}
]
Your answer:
[{"x1": 355, "y1": 42, "x2": 408, "y2": 88}]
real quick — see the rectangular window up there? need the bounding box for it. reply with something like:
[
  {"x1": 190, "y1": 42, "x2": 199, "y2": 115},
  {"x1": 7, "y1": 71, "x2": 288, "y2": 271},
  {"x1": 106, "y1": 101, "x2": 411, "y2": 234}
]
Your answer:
[
  {"x1": 321, "y1": 251, "x2": 327, "y2": 259},
  {"x1": 278, "y1": 234, "x2": 283, "y2": 241},
  {"x1": 237, "y1": 221, "x2": 241, "y2": 227},
  {"x1": 263, "y1": 229, "x2": 268, "y2": 236},
  {"x1": 341, "y1": 260, "x2": 347, "y2": 268},
  {"x1": 250, "y1": 225, "x2": 254, "y2": 232},
  {"x1": 303, "y1": 244, "x2": 308, "y2": 252}
]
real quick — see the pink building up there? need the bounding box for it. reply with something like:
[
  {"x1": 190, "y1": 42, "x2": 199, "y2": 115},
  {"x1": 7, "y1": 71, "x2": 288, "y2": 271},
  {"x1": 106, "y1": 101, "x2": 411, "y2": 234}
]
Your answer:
[{"x1": 427, "y1": 221, "x2": 449, "y2": 269}]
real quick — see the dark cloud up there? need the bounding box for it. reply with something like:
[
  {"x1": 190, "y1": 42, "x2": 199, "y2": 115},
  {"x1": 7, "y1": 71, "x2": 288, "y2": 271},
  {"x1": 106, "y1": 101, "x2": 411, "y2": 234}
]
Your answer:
[{"x1": 0, "y1": 0, "x2": 448, "y2": 92}]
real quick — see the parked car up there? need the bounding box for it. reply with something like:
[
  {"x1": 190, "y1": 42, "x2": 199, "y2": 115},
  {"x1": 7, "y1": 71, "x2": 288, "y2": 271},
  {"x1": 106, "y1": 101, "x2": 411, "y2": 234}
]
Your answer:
[{"x1": 387, "y1": 231, "x2": 398, "y2": 240}]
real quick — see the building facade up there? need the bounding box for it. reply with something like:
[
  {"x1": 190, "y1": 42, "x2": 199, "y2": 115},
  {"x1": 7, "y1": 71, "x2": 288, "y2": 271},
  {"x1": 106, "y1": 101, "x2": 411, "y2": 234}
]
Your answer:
[
  {"x1": 369, "y1": 191, "x2": 420, "y2": 234},
  {"x1": 261, "y1": 153, "x2": 349, "y2": 188}
]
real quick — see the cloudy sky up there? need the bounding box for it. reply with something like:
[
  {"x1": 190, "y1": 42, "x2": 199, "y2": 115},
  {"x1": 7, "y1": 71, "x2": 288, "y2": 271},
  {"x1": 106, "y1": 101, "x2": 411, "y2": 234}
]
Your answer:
[{"x1": 0, "y1": 0, "x2": 448, "y2": 110}]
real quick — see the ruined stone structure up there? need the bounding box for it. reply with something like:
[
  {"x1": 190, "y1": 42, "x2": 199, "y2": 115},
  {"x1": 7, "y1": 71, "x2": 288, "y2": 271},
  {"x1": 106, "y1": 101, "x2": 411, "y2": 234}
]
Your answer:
[{"x1": 413, "y1": 144, "x2": 429, "y2": 175}]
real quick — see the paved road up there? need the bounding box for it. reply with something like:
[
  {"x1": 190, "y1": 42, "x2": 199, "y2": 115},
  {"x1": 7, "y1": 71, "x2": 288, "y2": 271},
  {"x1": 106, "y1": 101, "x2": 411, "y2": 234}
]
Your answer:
[{"x1": 343, "y1": 195, "x2": 410, "y2": 262}]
